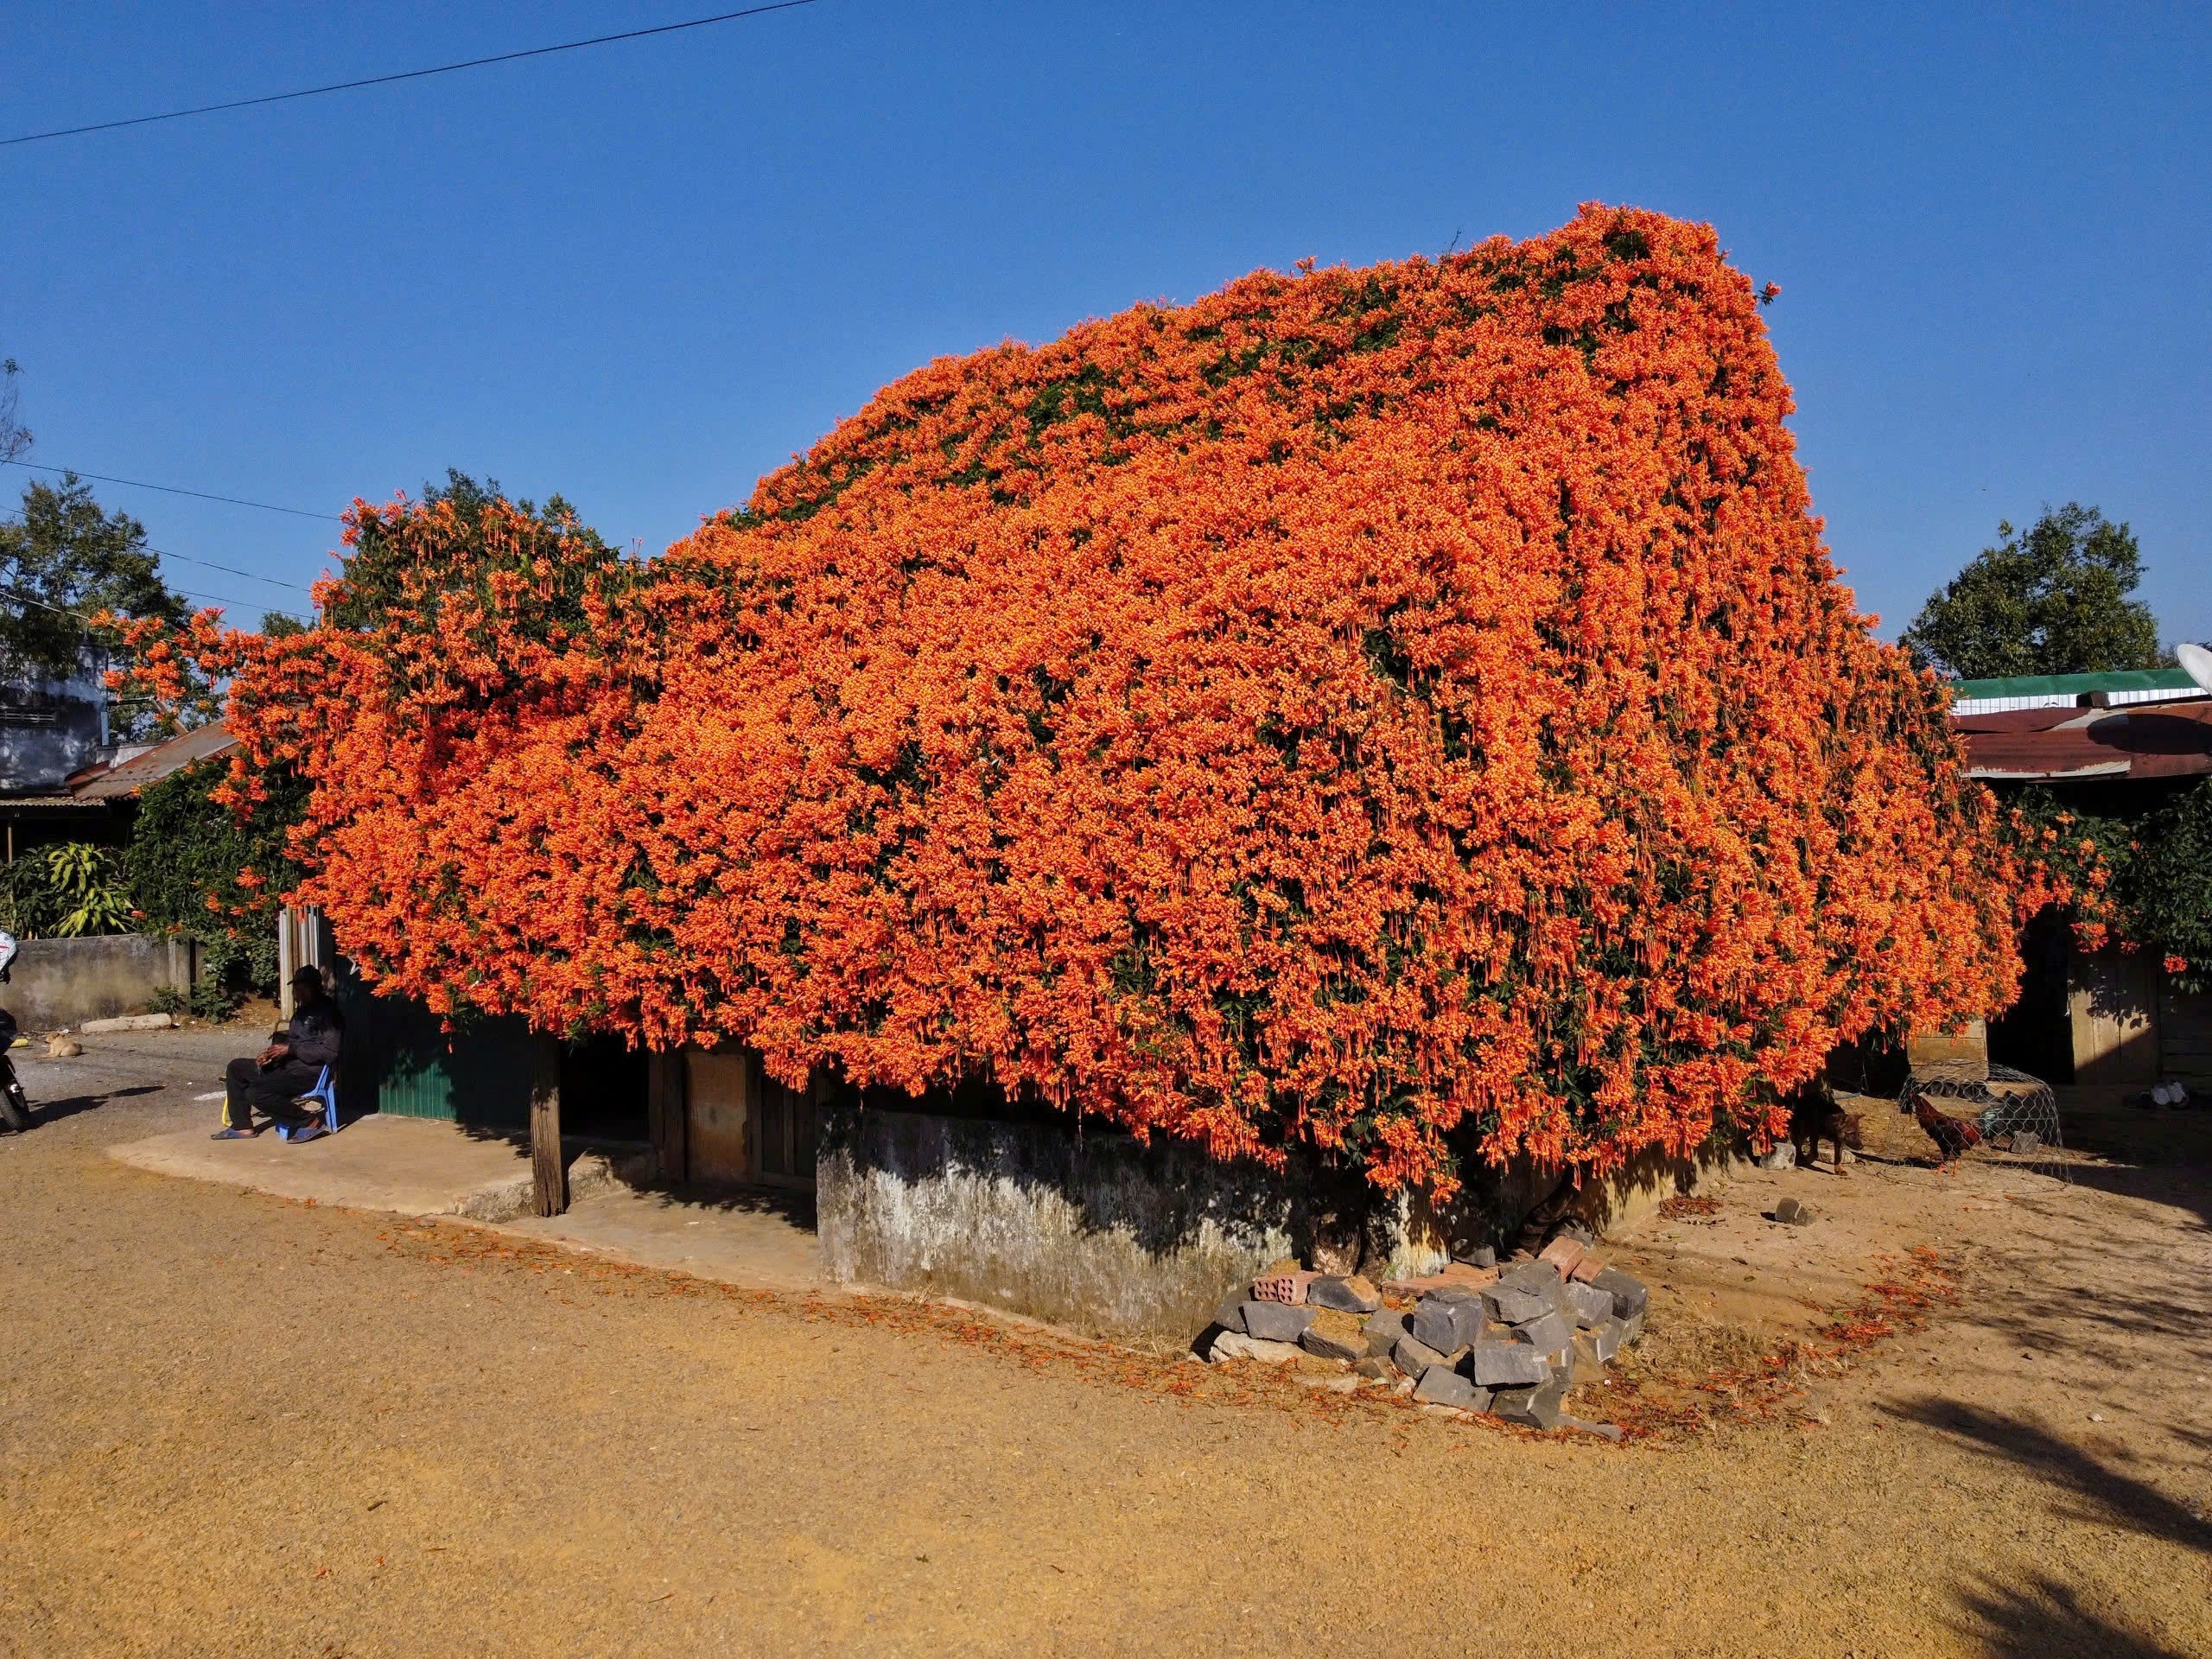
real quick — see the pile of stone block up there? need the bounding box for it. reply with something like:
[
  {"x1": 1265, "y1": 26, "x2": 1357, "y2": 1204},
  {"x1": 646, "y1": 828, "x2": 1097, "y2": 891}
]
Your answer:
[
  {"x1": 1205, "y1": 1268, "x2": 1387, "y2": 1364},
  {"x1": 1201, "y1": 1236, "x2": 1650, "y2": 1439}
]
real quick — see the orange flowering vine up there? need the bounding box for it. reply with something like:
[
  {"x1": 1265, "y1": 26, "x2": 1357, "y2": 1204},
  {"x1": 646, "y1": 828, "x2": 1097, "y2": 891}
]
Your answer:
[{"x1": 118, "y1": 206, "x2": 2049, "y2": 1198}]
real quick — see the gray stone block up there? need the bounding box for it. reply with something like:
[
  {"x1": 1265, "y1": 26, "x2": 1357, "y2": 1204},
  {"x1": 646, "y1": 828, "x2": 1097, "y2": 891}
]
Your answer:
[
  {"x1": 1498, "y1": 1261, "x2": 1565, "y2": 1297},
  {"x1": 1622, "y1": 1308, "x2": 1646, "y2": 1346},
  {"x1": 1352, "y1": 1356, "x2": 1394, "y2": 1381},
  {"x1": 1211, "y1": 1294, "x2": 1249, "y2": 1334},
  {"x1": 1393, "y1": 1334, "x2": 1446, "y2": 1377},
  {"x1": 1494, "y1": 1379, "x2": 1568, "y2": 1429},
  {"x1": 1485, "y1": 1285, "x2": 1554, "y2": 1325},
  {"x1": 1300, "y1": 1325, "x2": 1363, "y2": 1362},
  {"x1": 1591, "y1": 1267, "x2": 1649, "y2": 1320},
  {"x1": 1756, "y1": 1142, "x2": 1796, "y2": 1170},
  {"x1": 1205, "y1": 1332, "x2": 1303, "y2": 1365},
  {"x1": 1512, "y1": 1311, "x2": 1575, "y2": 1357},
  {"x1": 1307, "y1": 1275, "x2": 1381, "y2": 1314},
  {"x1": 1242, "y1": 1302, "x2": 1317, "y2": 1344},
  {"x1": 1565, "y1": 1281, "x2": 1615, "y2": 1327},
  {"x1": 1411, "y1": 1296, "x2": 1481, "y2": 1355},
  {"x1": 1452, "y1": 1245, "x2": 1497, "y2": 1269},
  {"x1": 1466, "y1": 1341, "x2": 1552, "y2": 1389},
  {"x1": 1427, "y1": 1283, "x2": 1487, "y2": 1303},
  {"x1": 1414, "y1": 1364, "x2": 1481, "y2": 1408},
  {"x1": 1487, "y1": 1385, "x2": 1536, "y2": 1420},
  {"x1": 1363, "y1": 1308, "x2": 1408, "y2": 1357},
  {"x1": 1585, "y1": 1315, "x2": 1624, "y2": 1363}
]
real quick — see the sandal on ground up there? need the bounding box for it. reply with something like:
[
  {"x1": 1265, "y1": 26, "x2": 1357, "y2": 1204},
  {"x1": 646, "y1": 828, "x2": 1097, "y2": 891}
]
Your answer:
[
  {"x1": 209, "y1": 1127, "x2": 257, "y2": 1141},
  {"x1": 284, "y1": 1122, "x2": 326, "y2": 1143}
]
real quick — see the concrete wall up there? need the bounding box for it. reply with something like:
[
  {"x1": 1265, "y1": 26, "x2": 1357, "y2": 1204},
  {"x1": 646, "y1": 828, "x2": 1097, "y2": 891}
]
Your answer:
[
  {"x1": 817, "y1": 1109, "x2": 1296, "y2": 1345},
  {"x1": 9, "y1": 934, "x2": 195, "y2": 1032},
  {"x1": 818, "y1": 1107, "x2": 1759, "y2": 1344}
]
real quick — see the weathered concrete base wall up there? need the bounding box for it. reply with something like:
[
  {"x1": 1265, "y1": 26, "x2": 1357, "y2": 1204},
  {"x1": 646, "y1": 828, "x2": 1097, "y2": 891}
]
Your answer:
[
  {"x1": 1383, "y1": 1135, "x2": 1751, "y2": 1280},
  {"x1": 817, "y1": 1111, "x2": 1294, "y2": 1345},
  {"x1": 10, "y1": 935, "x2": 195, "y2": 1032},
  {"x1": 821, "y1": 1108, "x2": 1754, "y2": 1342}
]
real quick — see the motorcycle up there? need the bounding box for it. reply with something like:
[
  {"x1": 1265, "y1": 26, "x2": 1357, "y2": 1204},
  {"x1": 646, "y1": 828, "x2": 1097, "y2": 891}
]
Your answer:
[{"x1": 0, "y1": 931, "x2": 30, "y2": 1132}]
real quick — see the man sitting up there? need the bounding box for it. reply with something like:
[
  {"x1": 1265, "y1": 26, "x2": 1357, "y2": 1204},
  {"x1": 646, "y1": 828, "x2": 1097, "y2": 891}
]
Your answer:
[{"x1": 211, "y1": 966, "x2": 346, "y2": 1141}]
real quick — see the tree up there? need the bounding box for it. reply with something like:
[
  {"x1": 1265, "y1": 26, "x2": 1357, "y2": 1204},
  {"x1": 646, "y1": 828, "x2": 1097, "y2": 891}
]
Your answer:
[
  {"x1": 0, "y1": 473, "x2": 202, "y2": 737},
  {"x1": 129, "y1": 754, "x2": 308, "y2": 1003},
  {"x1": 0, "y1": 356, "x2": 29, "y2": 464},
  {"x1": 1902, "y1": 504, "x2": 2166, "y2": 680},
  {"x1": 327, "y1": 467, "x2": 612, "y2": 633},
  {"x1": 121, "y1": 208, "x2": 2064, "y2": 1203},
  {"x1": 0, "y1": 471, "x2": 188, "y2": 673}
]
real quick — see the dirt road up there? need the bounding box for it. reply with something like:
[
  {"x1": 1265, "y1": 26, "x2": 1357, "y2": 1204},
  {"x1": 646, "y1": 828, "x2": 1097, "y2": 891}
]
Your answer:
[{"x1": 1, "y1": 1036, "x2": 2207, "y2": 1656}]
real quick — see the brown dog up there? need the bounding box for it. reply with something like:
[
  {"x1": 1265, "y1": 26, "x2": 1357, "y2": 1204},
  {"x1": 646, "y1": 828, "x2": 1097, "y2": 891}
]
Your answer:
[{"x1": 1790, "y1": 1085, "x2": 1864, "y2": 1173}]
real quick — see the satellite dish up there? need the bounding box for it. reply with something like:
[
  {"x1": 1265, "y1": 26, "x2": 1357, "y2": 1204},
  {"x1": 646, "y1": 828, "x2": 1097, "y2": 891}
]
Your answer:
[{"x1": 2180, "y1": 641, "x2": 2212, "y2": 694}]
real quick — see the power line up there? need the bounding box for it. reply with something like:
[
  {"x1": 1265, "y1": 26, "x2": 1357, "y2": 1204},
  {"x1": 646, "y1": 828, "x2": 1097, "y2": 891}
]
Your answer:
[
  {"x1": 172, "y1": 586, "x2": 306, "y2": 620},
  {"x1": 147, "y1": 546, "x2": 315, "y2": 594},
  {"x1": 3, "y1": 2, "x2": 824, "y2": 147},
  {"x1": 3, "y1": 459, "x2": 334, "y2": 520},
  {"x1": 0, "y1": 584, "x2": 97, "y2": 624},
  {"x1": 0, "y1": 582, "x2": 305, "y2": 626}
]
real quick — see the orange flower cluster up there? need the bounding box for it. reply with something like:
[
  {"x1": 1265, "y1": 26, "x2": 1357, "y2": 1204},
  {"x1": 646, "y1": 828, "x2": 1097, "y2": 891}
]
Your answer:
[{"x1": 125, "y1": 206, "x2": 2054, "y2": 1196}]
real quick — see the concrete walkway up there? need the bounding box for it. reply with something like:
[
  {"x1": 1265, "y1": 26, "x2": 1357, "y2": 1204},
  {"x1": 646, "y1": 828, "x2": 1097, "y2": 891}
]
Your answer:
[
  {"x1": 109, "y1": 1111, "x2": 825, "y2": 1291},
  {"x1": 112, "y1": 1114, "x2": 536, "y2": 1217}
]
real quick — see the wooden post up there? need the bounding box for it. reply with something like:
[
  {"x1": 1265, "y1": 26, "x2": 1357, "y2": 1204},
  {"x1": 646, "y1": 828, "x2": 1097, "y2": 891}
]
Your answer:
[
  {"x1": 277, "y1": 908, "x2": 296, "y2": 1020},
  {"x1": 646, "y1": 1050, "x2": 688, "y2": 1185},
  {"x1": 531, "y1": 1036, "x2": 565, "y2": 1217}
]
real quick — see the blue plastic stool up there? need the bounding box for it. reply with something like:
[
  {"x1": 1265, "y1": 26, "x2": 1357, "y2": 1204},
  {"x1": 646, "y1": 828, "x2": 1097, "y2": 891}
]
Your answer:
[{"x1": 276, "y1": 1066, "x2": 339, "y2": 1142}]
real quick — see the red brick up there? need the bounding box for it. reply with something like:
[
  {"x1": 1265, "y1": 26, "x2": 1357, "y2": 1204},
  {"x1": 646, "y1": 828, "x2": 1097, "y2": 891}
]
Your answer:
[
  {"x1": 1539, "y1": 1236, "x2": 1587, "y2": 1279},
  {"x1": 1250, "y1": 1268, "x2": 1319, "y2": 1305},
  {"x1": 1569, "y1": 1253, "x2": 1607, "y2": 1283}
]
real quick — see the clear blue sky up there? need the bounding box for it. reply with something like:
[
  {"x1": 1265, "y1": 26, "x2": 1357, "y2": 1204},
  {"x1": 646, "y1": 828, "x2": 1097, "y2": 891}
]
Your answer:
[{"x1": 3, "y1": 2, "x2": 2205, "y2": 645}]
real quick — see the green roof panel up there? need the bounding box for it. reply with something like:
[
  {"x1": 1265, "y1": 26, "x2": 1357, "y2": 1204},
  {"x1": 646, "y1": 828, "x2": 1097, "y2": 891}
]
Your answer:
[{"x1": 1951, "y1": 667, "x2": 2199, "y2": 700}]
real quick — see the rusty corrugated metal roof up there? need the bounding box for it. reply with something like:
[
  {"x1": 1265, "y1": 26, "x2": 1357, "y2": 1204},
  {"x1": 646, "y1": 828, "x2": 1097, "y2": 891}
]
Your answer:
[
  {"x1": 67, "y1": 723, "x2": 238, "y2": 800},
  {"x1": 1954, "y1": 696, "x2": 2212, "y2": 782}
]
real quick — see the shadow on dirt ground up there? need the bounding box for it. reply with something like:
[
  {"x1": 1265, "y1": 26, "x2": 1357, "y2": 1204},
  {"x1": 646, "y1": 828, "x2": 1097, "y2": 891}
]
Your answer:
[
  {"x1": 1955, "y1": 1573, "x2": 2200, "y2": 1659},
  {"x1": 20, "y1": 1083, "x2": 162, "y2": 1129},
  {"x1": 1885, "y1": 1397, "x2": 2211, "y2": 1555}
]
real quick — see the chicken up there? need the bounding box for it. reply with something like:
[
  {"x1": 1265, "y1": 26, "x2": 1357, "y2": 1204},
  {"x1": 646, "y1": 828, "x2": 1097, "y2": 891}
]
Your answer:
[{"x1": 1911, "y1": 1089, "x2": 1984, "y2": 1166}]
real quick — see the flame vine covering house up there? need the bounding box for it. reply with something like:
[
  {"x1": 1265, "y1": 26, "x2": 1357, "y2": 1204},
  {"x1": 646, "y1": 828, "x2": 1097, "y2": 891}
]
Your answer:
[{"x1": 113, "y1": 206, "x2": 2074, "y2": 1200}]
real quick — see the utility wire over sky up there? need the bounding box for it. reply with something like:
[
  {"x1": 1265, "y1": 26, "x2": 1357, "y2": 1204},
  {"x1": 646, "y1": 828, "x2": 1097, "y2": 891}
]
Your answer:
[
  {"x1": 3, "y1": 459, "x2": 334, "y2": 520},
  {"x1": 1, "y1": 2, "x2": 825, "y2": 147}
]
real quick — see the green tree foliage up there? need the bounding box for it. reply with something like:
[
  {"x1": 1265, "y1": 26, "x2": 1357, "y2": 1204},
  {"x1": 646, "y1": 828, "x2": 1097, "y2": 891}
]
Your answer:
[
  {"x1": 2013, "y1": 780, "x2": 2212, "y2": 993},
  {"x1": 127, "y1": 755, "x2": 308, "y2": 999},
  {"x1": 328, "y1": 468, "x2": 613, "y2": 633},
  {"x1": 1903, "y1": 504, "x2": 2167, "y2": 680},
  {"x1": 0, "y1": 355, "x2": 29, "y2": 464},
  {"x1": 2128, "y1": 783, "x2": 2212, "y2": 993},
  {"x1": 0, "y1": 842, "x2": 133, "y2": 938},
  {"x1": 0, "y1": 474, "x2": 197, "y2": 734}
]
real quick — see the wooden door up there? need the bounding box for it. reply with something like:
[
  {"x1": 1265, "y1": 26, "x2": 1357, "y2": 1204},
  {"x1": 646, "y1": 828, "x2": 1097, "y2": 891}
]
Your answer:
[
  {"x1": 683, "y1": 1047, "x2": 753, "y2": 1183},
  {"x1": 2070, "y1": 948, "x2": 2161, "y2": 1083},
  {"x1": 751, "y1": 1065, "x2": 818, "y2": 1188}
]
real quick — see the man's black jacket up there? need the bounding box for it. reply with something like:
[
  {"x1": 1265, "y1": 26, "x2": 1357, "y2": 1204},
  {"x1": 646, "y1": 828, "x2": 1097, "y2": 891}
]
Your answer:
[{"x1": 281, "y1": 998, "x2": 345, "y2": 1070}]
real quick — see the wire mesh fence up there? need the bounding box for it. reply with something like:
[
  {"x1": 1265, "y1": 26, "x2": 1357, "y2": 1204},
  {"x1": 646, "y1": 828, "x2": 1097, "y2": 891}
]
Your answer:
[{"x1": 1898, "y1": 1062, "x2": 2070, "y2": 1181}]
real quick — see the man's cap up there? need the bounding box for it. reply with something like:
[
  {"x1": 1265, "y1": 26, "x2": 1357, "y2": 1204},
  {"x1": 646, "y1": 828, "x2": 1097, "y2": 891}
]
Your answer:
[{"x1": 290, "y1": 965, "x2": 327, "y2": 989}]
